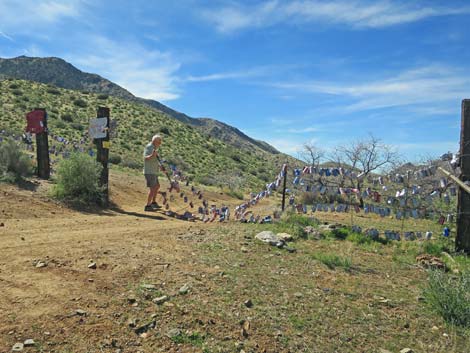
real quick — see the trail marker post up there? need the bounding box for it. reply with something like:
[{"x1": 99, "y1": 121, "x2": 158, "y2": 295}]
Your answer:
[
  {"x1": 25, "y1": 108, "x2": 50, "y2": 179},
  {"x1": 36, "y1": 108, "x2": 50, "y2": 179},
  {"x1": 94, "y1": 107, "x2": 110, "y2": 206},
  {"x1": 456, "y1": 99, "x2": 470, "y2": 253},
  {"x1": 281, "y1": 164, "x2": 287, "y2": 211}
]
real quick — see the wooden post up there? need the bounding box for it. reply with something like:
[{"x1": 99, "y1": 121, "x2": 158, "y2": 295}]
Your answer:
[
  {"x1": 95, "y1": 107, "x2": 110, "y2": 206},
  {"x1": 281, "y1": 164, "x2": 287, "y2": 211},
  {"x1": 35, "y1": 108, "x2": 50, "y2": 179},
  {"x1": 456, "y1": 99, "x2": 470, "y2": 253}
]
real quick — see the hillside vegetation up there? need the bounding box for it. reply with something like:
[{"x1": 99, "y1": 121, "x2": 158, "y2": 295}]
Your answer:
[
  {"x1": 0, "y1": 78, "x2": 294, "y2": 188},
  {"x1": 0, "y1": 56, "x2": 281, "y2": 156}
]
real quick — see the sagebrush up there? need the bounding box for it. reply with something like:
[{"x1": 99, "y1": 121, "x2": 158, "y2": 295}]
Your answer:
[
  {"x1": 52, "y1": 153, "x2": 104, "y2": 205},
  {"x1": 0, "y1": 137, "x2": 33, "y2": 182}
]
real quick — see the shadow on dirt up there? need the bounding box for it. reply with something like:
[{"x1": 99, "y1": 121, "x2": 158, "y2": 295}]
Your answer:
[
  {"x1": 111, "y1": 207, "x2": 167, "y2": 221},
  {"x1": 16, "y1": 178, "x2": 40, "y2": 192}
]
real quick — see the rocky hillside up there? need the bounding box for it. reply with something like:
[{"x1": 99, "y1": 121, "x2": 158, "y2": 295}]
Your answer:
[
  {"x1": 0, "y1": 56, "x2": 279, "y2": 155},
  {"x1": 0, "y1": 79, "x2": 296, "y2": 188}
]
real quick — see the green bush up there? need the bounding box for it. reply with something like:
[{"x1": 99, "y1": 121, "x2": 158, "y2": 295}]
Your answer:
[
  {"x1": 226, "y1": 189, "x2": 244, "y2": 200},
  {"x1": 73, "y1": 99, "x2": 87, "y2": 108},
  {"x1": 52, "y1": 153, "x2": 104, "y2": 205},
  {"x1": 61, "y1": 114, "x2": 73, "y2": 122},
  {"x1": 121, "y1": 159, "x2": 141, "y2": 170},
  {"x1": 159, "y1": 126, "x2": 171, "y2": 135},
  {"x1": 71, "y1": 122, "x2": 83, "y2": 131},
  {"x1": 46, "y1": 87, "x2": 61, "y2": 95},
  {"x1": 424, "y1": 270, "x2": 470, "y2": 327},
  {"x1": 271, "y1": 212, "x2": 319, "y2": 239},
  {"x1": 419, "y1": 239, "x2": 452, "y2": 257},
  {"x1": 312, "y1": 253, "x2": 352, "y2": 270},
  {"x1": 109, "y1": 154, "x2": 122, "y2": 165},
  {"x1": 0, "y1": 138, "x2": 33, "y2": 182},
  {"x1": 97, "y1": 94, "x2": 109, "y2": 100},
  {"x1": 346, "y1": 232, "x2": 373, "y2": 245},
  {"x1": 55, "y1": 120, "x2": 66, "y2": 129}
]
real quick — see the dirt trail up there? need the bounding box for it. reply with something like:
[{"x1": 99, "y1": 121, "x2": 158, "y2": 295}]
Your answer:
[{"x1": 0, "y1": 171, "x2": 248, "y2": 352}]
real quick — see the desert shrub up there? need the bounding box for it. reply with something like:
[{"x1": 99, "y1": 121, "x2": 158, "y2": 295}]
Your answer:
[
  {"x1": 226, "y1": 189, "x2": 244, "y2": 200},
  {"x1": 109, "y1": 154, "x2": 122, "y2": 165},
  {"x1": 272, "y1": 212, "x2": 319, "y2": 239},
  {"x1": 71, "y1": 122, "x2": 83, "y2": 131},
  {"x1": 97, "y1": 94, "x2": 109, "y2": 100},
  {"x1": 329, "y1": 227, "x2": 351, "y2": 240},
  {"x1": 346, "y1": 232, "x2": 373, "y2": 245},
  {"x1": 424, "y1": 270, "x2": 470, "y2": 327},
  {"x1": 52, "y1": 153, "x2": 104, "y2": 205},
  {"x1": 55, "y1": 120, "x2": 66, "y2": 129},
  {"x1": 230, "y1": 154, "x2": 241, "y2": 162},
  {"x1": 195, "y1": 174, "x2": 218, "y2": 186},
  {"x1": 47, "y1": 87, "x2": 61, "y2": 95},
  {"x1": 419, "y1": 239, "x2": 452, "y2": 257},
  {"x1": 61, "y1": 114, "x2": 73, "y2": 122},
  {"x1": 121, "y1": 159, "x2": 141, "y2": 170},
  {"x1": 9, "y1": 83, "x2": 20, "y2": 89},
  {"x1": 312, "y1": 253, "x2": 352, "y2": 270},
  {"x1": 0, "y1": 138, "x2": 33, "y2": 182},
  {"x1": 73, "y1": 99, "x2": 87, "y2": 108},
  {"x1": 159, "y1": 126, "x2": 171, "y2": 135},
  {"x1": 11, "y1": 89, "x2": 23, "y2": 96},
  {"x1": 299, "y1": 192, "x2": 317, "y2": 205}
]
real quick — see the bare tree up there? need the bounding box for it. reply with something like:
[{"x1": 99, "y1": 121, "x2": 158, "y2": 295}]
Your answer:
[
  {"x1": 333, "y1": 134, "x2": 399, "y2": 202},
  {"x1": 298, "y1": 142, "x2": 325, "y2": 168}
]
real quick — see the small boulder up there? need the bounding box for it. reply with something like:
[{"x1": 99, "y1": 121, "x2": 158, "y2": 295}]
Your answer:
[
  {"x1": 165, "y1": 328, "x2": 181, "y2": 339},
  {"x1": 23, "y1": 339, "x2": 35, "y2": 347},
  {"x1": 255, "y1": 231, "x2": 280, "y2": 243},
  {"x1": 277, "y1": 233, "x2": 293, "y2": 242},
  {"x1": 179, "y1": 284, "x2": 190, "y2": 295},
  {"x1": 12, "y1": 343, "x2": 24, "y2": 351},
  {"x1": 153, "y1": 295, "x2": 168, "y2": 305},
  {"x1": 88, "y1": 262, "x2": 97, "y2": 269}
]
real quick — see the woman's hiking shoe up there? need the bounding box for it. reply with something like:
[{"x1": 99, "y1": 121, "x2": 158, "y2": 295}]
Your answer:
[
  {"x1": 144, "y1": 205, "x2": 155, "y2": 212},
  {"x1": 151, "y1": 202, "x2": 161, "y2": 209}
]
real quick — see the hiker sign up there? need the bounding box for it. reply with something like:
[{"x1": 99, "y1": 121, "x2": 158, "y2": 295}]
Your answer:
[{"x1": 89, "y1": 117, "x2": 108, "y2": 139}]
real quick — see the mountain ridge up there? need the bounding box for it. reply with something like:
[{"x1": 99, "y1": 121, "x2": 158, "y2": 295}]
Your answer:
[{"x1": 0, "y1": 56, "x2": 280, "y2": 155}]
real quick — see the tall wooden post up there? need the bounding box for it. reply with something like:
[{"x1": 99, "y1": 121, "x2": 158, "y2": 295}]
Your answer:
[
  {"x1": 281, "y1": 164, "x2": 287, "y2": 211},
  {"x1": 456, "y1": 99, "x2": 470, "y2": 253},
  {"x1": 35, "y1": 108, "x2": 50, "y2": 179},
  {"x1": 95, "y1": 107, "x2": 110, "y2": 206}
]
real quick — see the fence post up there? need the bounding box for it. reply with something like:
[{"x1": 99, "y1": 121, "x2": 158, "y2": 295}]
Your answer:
[
  {"x1": 35, "y1": 108, "x2": 50, "y2": 179},
  {"x1": 95, "y1": 107, "x2": 110, "y2": 206},
  {"x1": 281, "y1": 164, "x2": 287, "y2": 211},
  {"x1": 456, "y1": 99, "x2": 470, "y2": 253}
]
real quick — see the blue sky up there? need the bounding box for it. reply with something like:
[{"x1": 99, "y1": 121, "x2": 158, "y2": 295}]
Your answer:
[{"x1": 1, "y1": 0, "x2": 469, "y2": 161}]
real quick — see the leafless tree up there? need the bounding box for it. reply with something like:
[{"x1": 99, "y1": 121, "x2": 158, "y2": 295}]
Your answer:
[
  {"x1": 333, "y1": 134, "x2": 399, "y2": 199},
  {"x1": 298, "y1": 142, "x2": 325, "y2": 168}
]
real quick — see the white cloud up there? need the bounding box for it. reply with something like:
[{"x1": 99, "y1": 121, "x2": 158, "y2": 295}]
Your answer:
[
  {"x1": 272, "y1": 64, "x2": 469, "y2": 113},
  {"x1": 0, "y1": 31, "x2": 14, "y2": 41},
  {"x1": 0, "y1": 0, "x2": 84, "y2": 31},
  {"x1": 263, "y1": 138, "x2": 304, "y2": 154},
  {"x1": 184, "y1": 66, "x2": 280, "y2": 82},
  {"x1": 286, "y1": 127, "x2": 318, "y2": 134},
  {"x1": 202, "y1": 1, "x2": 470, "y2": 33},
  {"x1": 69, "y1": 36, "x2": 181, "y2": 102}
]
